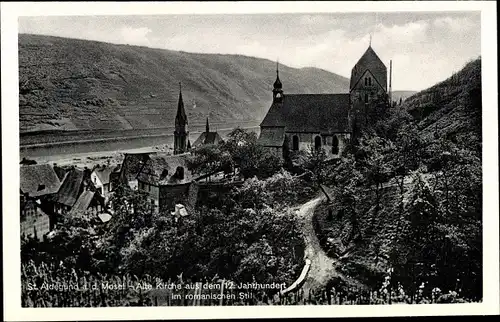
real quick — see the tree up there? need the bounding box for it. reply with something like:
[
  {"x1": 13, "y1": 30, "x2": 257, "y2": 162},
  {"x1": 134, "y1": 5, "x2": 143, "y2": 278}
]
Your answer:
[
  {"x1": 390, "y1": 125, "x2": 426, "y2": 197},
  {"x1": 355, "y1": 136, "x2": 393, "y2": 211},
  {"x1": 390, "y1": 172, "x2": 441, "y2": 302},
  {"x1": 187, "y1": 143, "x2": 234, "y2": 178},
  {"x1": 221, "y1": 127, "x2": 282, "y2": 179}
]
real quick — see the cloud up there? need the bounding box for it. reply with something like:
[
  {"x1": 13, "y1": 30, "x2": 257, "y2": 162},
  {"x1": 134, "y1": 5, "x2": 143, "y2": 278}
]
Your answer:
[
  {"x1": 18, "y1": 13, "x2": 480, "y2": 91},
  {"x1": 434, "y1": 16, "x2": 476, "y2": 33},
  {"x1": 373, "y1": 20, "x2": 430, "y2": 48}
]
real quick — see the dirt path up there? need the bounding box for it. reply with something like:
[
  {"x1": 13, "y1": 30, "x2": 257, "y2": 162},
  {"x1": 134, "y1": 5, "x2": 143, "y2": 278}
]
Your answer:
[
  {"x1": 294, "y1": 194, "x2": 367, "y2": 294},
  {"x1": 295, "y1": 197, "x2": 338, "y2": 293}
]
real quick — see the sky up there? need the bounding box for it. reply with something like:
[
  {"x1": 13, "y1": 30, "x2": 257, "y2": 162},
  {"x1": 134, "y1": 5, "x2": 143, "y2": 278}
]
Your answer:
[{"x1": 18, "y1": 12, "x2": 481, "y2": 91}]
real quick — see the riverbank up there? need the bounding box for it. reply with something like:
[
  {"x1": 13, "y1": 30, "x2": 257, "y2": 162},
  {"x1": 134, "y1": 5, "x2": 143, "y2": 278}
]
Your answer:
[{"x1": 20, "y1": 124, "x2": 260, "y2": 169}]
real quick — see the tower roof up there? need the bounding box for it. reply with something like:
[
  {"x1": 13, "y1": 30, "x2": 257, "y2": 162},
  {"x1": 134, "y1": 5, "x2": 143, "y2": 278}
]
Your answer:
[
  {"x1": 273, "y1": 62, "x2": 282, "y2": 90},
  {"x1": 350, "y1": 46, "x2": 387, "y2": 91},
  {"x1": 175, "y1": 82, "x2": 188, "y2": 126}
]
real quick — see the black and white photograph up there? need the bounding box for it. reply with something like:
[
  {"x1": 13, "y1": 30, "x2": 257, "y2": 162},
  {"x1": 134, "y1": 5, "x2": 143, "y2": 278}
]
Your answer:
[{"x1": 2, "y1": 1, "x2": 498, "y2": 320}]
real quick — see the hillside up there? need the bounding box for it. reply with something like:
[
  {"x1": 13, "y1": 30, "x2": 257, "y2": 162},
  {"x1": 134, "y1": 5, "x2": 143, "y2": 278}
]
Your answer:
[
  {"x1": 401, "y1": 58, "x2": 482, "y2": 151},
  {"x1": 19, "y1": 34, "x2": 349, "y2": 133},
  {"x1": 313, "y1": 57, "x2": 483, "y2": 300}
]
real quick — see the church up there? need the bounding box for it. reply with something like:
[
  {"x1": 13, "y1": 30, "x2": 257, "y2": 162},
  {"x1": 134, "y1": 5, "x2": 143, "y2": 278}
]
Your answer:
[
  {"x1": 173, "y1": 83, "x2": 223, "y2": 154},
  {"x1": 192, "y1": 117, "x2": 223, "y2": 148},
  {"x1": 258, "y1": 44, "x2": 389, "y2": 159}
]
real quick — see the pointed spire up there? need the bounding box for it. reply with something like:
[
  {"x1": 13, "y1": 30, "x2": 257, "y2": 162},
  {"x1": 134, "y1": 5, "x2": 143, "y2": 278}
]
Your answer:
[
  {"x1": 176, "y1": 81, "x2": 187, "y2": 126},
  {"x1": 369, "y1": 34, "x2": 372, "y2": 47},
  {"x1": 206, "y1": 117, "x2": 210, "y2": 133},
  {"x1": 273, "y1": 60, "x2": 282, "y2": 90},
  {"x1": 178, "y1": 81, "x2": 183, "y2": 104}
]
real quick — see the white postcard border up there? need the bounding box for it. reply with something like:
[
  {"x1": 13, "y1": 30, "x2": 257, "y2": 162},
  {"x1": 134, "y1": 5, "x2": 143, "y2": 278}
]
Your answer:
[{"x1": 2, "y1": 1, "x2": 498, "y2": 320}]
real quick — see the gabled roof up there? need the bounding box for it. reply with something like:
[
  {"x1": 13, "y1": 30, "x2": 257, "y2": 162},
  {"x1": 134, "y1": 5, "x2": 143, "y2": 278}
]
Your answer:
[
  {"x1": 193, "y1": 131, "x2": 223, "y2": 148},
  {"x1": 136, "y1": 153, "x2": 193, "y2": 186},
  {"x1": 350, "y1": 69, "x2": 387, "y2": 93},
  {"x1": 53, "y1": 165, "x2": 68, "y2": 181},
  {"x1": 350, "y1": 46, "x2": 387, "y2": 91},
  {"x1": 92, "y1": 165, "x2": 118, "y2": 185},
  {"x1": 54, "y1": 168, "x2": 84, "y2": 207},
  {"x1": 20, "y1": 164, "x2": 61, "y2": 197},
  {"x1": 257, "y1": 127, "x2": 285, "y2": 147},
  {"x1": 260, "y1": 94, "x2": 351, "y2": 134},
  {"x1": 120, "y1": 153, "x2": 151, "y2": 183},
  {"x1": 69, "y1": 190, "x2": 95, "y2": 216}
]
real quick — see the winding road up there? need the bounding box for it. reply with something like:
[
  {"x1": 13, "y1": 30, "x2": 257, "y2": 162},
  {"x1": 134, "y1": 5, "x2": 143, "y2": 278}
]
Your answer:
[
  {"x1": 294, "y1": 193, "x2": 365, "y2": 294},
  {"x1": 295, "y1": 197, "x2": 338, "y2": 293}
]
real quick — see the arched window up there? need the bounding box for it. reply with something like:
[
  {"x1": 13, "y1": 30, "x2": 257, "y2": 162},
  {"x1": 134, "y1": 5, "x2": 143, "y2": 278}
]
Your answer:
[
  {"x1": 364, "y1": 78, "x2": 368, "y2": 86},
  {"x1": 365, "y1": 93, "x2": 369, "y2": 103},
  {"x1": 292, "y1": 135, "x2": 299, "y2": 151},
  {"x1": 332, "y1": 136, "x2": 339, "y2": 155},
  {"x1": 368, "y1": 77, "x2": 372, "y2": 86},
  {"x1": 314, "y1": 136, "x2": 322, "y2": 151}
]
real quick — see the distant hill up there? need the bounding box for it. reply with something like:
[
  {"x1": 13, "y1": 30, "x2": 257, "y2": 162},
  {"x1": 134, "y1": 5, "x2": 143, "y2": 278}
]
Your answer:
[
  {"x1": 18, "y1": 34, "x2": 350, "y2": 133},
  {"x1": 401, "y1": 58, "x2": 481, "y2": 151}
]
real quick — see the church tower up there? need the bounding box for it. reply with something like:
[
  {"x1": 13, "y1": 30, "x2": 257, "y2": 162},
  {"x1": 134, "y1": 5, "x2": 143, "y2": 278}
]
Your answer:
[
  {"x1": 272, "y1": 62, "x2": 283, "y2": 103},
  {"x1": 174, "y1": 82, "x2": 189, "y2": 155},
  {"x1": 349, "y1": 44, "x2": 388, "y2": 138}
]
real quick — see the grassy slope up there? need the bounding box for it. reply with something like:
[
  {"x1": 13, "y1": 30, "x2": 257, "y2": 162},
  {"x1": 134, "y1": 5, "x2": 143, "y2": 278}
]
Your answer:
[
  {"x1": 314, "y1": 57, "x2": 482, "y2": 288},
  {"x1": 19, "y1": 34, "x2": 349, "y2": 133}
]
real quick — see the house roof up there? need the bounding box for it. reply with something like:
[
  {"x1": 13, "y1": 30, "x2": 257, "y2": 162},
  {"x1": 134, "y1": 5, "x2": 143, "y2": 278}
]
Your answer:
[
  {"x1": 257, "y1": 127, "x2": 285, "y2": 147},
  {"x1": 98, "y1": 213, "x2": 112, "y2": 223},
  {"x1": 54, "y1": 168, "x2": 84, "y2": 207},
  {"x1": 260, "y1": 94, "x2": 351, "y2": 134},
  {"x1": 350, "y1": 46, "x2": 387, "y2": 92},
  {"x1": 53, "y1": 165, "x2": 68, "y2": 181},
  {"x1": 120, "y1": 153, "x2": 151, "y2": 182},
  {"x1": 93, "y1": 165, "x2": 117, "y2": 185},
  {"x1": 20, "y1": 164, "x2": 61, "y2": 197},
  {"x1": 193, "y1": 131, "x2": 223, "y2": 148},
  {"x1": 136, "y1": 153, "x2": 193, "y2": 186},
  {"x1": 69, "y1": 190, "x2": 95, "y2": 216}
]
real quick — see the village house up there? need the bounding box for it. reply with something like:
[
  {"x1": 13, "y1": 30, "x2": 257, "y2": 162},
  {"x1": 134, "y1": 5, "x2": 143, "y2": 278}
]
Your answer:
[
  {"x1": 136, "y1": 153, "x2": 194, "y2": 213},
  {"x1": 52, "y1": 167, "x2": 105, "y2": 220},
  {"x1": 258, "y1": 45, "x2": 389, "y2": 159},
  {"x1": 110, "y1": 152, "x2": 151, "y2": 190},
  {"x1": 20, "y1": 198, "x2": 51, "y2": 241},
  {"x1": 68, "y1": 190, "x2": 107, "y2": 220},
  {"x1": 90, "y1": 164, "x2": 118, "y2": 198},
  {"x1": 20, "y1": 164, "x2": 61, "y2": 200},
  {"x1": 20, "y1": 164, "x2": 61, "y2": 238}
]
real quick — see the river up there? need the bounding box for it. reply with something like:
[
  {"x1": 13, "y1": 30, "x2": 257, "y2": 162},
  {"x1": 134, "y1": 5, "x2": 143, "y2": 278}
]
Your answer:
[{"x1": 20, "y1": 122, "x2": 261, "y2": 162}]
